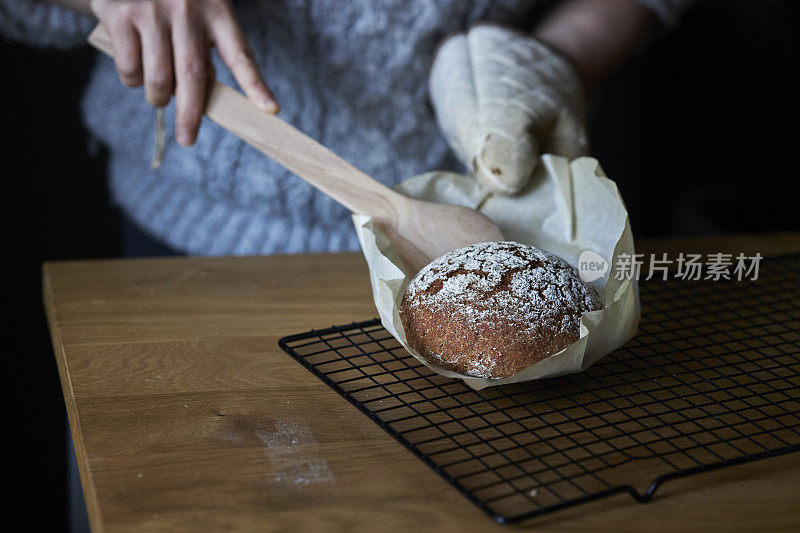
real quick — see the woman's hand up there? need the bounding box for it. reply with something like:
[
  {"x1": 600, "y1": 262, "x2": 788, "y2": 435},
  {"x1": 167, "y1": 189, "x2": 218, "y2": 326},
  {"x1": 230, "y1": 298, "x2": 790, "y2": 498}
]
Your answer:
[
  {"x1": 429, "y1": 1, "x2": 656, "y2": 195},
  {"x1": 429, "y1": 25, "x2": 588, "y2": 195},
  {"x1": 89, "y1": 0, "x2": 278, "y2": 145}
]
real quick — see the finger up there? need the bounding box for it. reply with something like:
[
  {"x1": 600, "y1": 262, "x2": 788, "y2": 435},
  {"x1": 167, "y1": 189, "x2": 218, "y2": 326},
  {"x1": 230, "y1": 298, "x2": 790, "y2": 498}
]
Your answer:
[
  {"x1": 171, "y1": 14, "x2": 208, "y2": 146},
  {"x1": 474, "y1": 131, "x2": 539, "y2": 196},
  {"x1": 138, "y1": 15, "x2": 174, "y2": 107},
  {"x1": 106, "y1": 15, "x2": 142, "y2": 87},
  {"x1": 207, "y1": 7, "x2": 279, "y2": 113}
]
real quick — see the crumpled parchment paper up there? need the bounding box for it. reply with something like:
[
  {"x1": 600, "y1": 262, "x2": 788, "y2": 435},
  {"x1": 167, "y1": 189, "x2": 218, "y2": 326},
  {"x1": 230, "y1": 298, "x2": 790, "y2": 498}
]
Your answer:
[{"x1": 353, "y1": 155, "x2": 639, "y2": 390}]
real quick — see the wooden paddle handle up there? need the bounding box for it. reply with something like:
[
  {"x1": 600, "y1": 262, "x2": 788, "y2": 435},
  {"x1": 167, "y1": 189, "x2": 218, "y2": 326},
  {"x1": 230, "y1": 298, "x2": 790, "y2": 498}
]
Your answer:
[{"x1": 88, "y1": 25, "x2": 399, "y2": 220}]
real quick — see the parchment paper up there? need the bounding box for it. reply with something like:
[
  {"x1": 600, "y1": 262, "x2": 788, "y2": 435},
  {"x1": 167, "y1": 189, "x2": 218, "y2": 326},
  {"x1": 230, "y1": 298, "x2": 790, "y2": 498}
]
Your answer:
[{"x1": 353, "y1": 155, "x2": 640, "y2": 390}]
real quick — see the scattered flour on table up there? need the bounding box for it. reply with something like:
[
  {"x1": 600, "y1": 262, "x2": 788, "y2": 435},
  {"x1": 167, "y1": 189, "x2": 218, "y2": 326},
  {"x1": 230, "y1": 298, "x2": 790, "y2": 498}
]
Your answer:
[{"x1": 256, "y1": 417, "x2": 334, "y2": 488}]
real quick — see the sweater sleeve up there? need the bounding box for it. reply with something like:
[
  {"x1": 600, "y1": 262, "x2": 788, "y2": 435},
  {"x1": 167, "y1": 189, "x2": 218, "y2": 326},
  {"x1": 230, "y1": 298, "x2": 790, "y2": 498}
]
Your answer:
[
  {"x1": 0, "y1": 0, "x2": 94, "y2": 49},
  {"x1": 630, "y1": 0, "x2": 696, "y2": 28}
]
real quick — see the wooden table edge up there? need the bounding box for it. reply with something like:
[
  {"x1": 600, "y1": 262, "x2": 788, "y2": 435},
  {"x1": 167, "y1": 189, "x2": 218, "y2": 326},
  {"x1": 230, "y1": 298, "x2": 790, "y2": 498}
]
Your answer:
[{"x1": 43, "y1": 264, "x2": 106, "y2": 532}]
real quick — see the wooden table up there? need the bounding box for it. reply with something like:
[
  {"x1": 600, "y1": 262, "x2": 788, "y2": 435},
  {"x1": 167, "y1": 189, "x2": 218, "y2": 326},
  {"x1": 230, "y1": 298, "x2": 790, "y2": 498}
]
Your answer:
[{"x1": 44, "y1": 232, "x2": 800, "y2": 532}]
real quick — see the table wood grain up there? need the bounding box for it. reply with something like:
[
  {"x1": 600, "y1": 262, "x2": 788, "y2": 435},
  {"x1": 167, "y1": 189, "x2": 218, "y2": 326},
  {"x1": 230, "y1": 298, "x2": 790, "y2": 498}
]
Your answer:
[{"x1": 43, "y1": 232, "x2": 800, "y2": 532}]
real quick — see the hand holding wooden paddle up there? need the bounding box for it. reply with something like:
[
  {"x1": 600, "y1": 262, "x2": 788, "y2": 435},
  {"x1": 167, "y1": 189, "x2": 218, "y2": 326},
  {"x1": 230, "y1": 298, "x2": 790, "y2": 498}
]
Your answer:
[{"x1": 88, "y1": 25, "x2": 503, "y2": 272}]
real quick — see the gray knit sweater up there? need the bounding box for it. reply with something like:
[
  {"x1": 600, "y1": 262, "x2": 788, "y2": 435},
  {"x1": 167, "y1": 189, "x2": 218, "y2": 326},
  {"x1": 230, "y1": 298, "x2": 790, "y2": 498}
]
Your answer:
[{"x1": 1, "y1": 0, "x2": 691, "y2": 255}]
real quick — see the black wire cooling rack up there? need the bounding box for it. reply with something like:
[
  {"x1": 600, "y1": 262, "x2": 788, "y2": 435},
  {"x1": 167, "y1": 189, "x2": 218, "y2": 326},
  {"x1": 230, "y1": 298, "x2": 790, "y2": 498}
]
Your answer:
[{"x1": 278, "y1": 253, "x2": 800, "y2": 524}]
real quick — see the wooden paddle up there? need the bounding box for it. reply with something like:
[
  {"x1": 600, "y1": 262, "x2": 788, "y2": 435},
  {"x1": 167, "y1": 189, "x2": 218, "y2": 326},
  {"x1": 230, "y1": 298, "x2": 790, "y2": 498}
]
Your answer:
[{"x1": 88, "y1": 25, "x2": 503, "y2": 272}]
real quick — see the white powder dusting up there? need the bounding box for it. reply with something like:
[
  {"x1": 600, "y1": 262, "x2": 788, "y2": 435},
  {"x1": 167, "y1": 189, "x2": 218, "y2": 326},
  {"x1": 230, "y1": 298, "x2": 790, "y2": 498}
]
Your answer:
[{"x1": 256, "y1": 417, "x2": 334, "y2": 488}]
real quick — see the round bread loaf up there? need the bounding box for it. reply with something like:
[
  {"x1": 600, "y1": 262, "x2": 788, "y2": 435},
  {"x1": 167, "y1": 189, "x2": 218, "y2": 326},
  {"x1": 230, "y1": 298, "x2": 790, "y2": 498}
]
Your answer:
[{"x1": 399, "y1": 241, "x2": 602, "y2": 379}]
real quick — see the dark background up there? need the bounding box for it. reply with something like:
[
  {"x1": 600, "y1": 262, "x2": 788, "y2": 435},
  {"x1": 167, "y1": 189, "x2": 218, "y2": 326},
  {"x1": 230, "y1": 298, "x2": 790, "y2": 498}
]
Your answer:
[{"x1": 2, "y1": 0, "x2": 797, "y2": 530}]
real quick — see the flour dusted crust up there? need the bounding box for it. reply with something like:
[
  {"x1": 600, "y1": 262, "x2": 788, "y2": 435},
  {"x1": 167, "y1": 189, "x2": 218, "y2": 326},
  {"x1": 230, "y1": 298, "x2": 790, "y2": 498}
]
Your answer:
[{"x1": 399, "y1": 242, "x2": 602, "y2": 379}]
